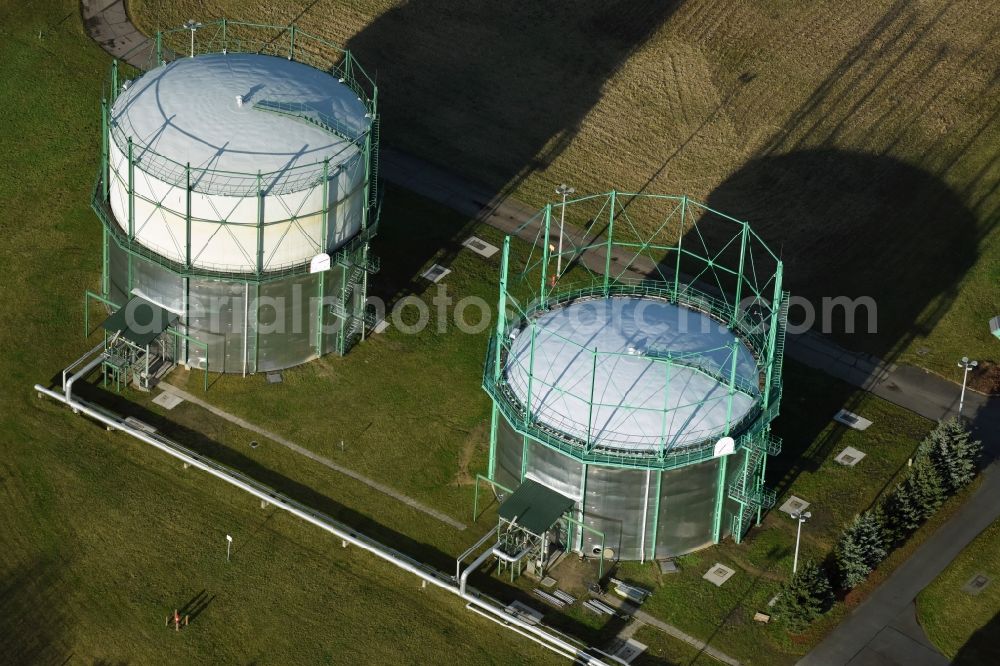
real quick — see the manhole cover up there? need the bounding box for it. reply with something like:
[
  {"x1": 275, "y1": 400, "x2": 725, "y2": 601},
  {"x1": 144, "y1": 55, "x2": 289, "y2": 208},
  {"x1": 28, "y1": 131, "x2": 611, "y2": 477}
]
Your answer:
[{"x1": 963, "y1": 573, "x2": 991, "y2": 595}]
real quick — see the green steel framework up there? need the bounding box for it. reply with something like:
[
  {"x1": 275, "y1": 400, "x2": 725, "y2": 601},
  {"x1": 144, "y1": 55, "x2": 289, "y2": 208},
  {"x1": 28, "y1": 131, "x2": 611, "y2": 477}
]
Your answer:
[
  {"x1": 482, "y1": 191, "x2": 789, "y2": 549},
  {"x1": 92, "y1": 20, "x2": 381, "y2": 365}
]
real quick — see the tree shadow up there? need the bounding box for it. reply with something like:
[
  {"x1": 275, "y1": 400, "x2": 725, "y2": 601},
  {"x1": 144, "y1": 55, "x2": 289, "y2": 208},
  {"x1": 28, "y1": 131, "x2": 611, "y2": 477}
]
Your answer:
[
  {"x1": 703, "y1": 149, "x2": 978, "y2": 504},
  {"x1": 953, "y1": 609, "x2": 1000, "y2": 665},
  {"x1": 346, "y1": 1, "x2": 680, "y2": 305},
  {"x1": 0, "y1": 558, "x2": 73, "y2": 665}
]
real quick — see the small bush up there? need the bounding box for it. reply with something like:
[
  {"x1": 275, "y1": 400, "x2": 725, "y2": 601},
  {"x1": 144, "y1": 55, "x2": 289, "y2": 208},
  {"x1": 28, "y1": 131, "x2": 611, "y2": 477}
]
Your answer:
[
  {"x1": 774, "y1": 560, "x2": 834, "y2": 632},
  {"x1": 835, "y1": 510, "x2": 888, "y2": 589}
]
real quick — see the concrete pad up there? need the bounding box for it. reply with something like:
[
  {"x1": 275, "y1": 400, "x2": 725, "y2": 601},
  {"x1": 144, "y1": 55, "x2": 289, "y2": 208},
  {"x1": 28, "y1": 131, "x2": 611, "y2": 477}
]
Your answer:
[
  {"x1": 420, "y1": 264, "x2": 451, "y2": 283},
  {"x1": 779, "y1": 495, "x2": 811, "y2": 516},
  {"x1": 613, "y1": 639, "x2": 647, "y2": 663},
  {"x1": 835, "y1": 446, "x2": 867, "y2": 467},
  {"x1": 834, "y1": 409, "x2": 873, "y2": 430},
  {"x1": 658, "y1": 559, "x2": 679, "y2": 574},
  {"x1": 266, "y1": 372, "x2": 283, "y2": 384},
  {"x1": 152, "y1": 391, "x2": 183, "y2": 410},
  {"x1": 703, "y1": 563, "x2": 735, "y2": 587},
  {"x1": 540, "y1": 576, "x2": 557, "y2": 588},
  {"x1": 372, "y1": 318, "x2": 389, "y2": 334},
  {"x1": 462, "y1": 236, "x2": 499, "y2": 258}
]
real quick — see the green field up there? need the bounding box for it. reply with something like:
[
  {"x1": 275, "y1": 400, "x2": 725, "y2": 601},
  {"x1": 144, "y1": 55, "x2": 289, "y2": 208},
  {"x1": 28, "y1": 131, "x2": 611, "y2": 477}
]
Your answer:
[
  {"x1": 917, "y1": 516, "x2": 1000, "y2": 663},
  {"x1": 131, "y1": 0, "x2": 1000, "y2": 378},
  {"x1": 1, "y1": 1, "x2": 994, "y2": 664}
]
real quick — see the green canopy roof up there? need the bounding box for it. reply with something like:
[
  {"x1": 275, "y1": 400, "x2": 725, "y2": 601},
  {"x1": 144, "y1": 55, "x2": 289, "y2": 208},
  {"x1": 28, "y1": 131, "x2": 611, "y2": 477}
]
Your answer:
[
  {"x1": 103, "y1": 297, "x2": 177, "y2": 347},
  {"x1": 498, "y1": 479, "x2": 574, "y2": 535}
]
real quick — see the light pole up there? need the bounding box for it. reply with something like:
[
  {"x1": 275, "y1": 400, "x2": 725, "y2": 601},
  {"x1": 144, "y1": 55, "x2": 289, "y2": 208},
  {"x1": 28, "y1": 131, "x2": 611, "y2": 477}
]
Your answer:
[
  {"x1": 225, "y1": 534, "x2": 232, "y2": 562},
  {"x1": 791, "y1": 510, "x2": 811, "y2": 575},
  {"x1": 957, "y1": 356, "x2": 978, "y2": 417},
  {"x1": 555, "y1": 184, "x2": 575, "y2": 279},
  {"x1": 184, "y1": 20, "x2": 203, "y2": 58}
]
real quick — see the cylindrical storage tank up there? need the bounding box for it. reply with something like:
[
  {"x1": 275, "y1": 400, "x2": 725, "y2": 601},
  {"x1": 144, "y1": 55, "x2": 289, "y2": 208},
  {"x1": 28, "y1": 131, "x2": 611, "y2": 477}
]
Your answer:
[
  {"x1": 93, "y1": 21, "x2": 380, "y2": 373},
  {"x1": 484, "y1": 192, "x2": 787, "y2": 562}
]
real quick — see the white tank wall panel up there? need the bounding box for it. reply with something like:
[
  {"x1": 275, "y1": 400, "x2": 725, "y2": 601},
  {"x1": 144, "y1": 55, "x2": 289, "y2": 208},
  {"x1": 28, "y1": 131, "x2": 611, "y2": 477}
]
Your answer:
[{"x1": 108, "y1": 53, "x2": 369, "y2": 272}]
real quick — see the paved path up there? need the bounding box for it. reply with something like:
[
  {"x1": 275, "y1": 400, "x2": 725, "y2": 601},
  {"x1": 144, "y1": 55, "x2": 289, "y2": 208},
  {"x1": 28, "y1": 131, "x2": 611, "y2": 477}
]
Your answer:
[
  {"x1": 800, "y1": 463, "x2": 999, "y2": 665},
  {"x1": 160, "y1": 383, "x2": 467, "y2": 530},
  {"x1": 601, "y1": 593, "x2": 741, "y2": 666},
  {"x1": 82, "y1": 5, "x2": 999, "y2": 664},
  {"x1": 81, "y1": 0, "x2": 153, "y2": 69}
]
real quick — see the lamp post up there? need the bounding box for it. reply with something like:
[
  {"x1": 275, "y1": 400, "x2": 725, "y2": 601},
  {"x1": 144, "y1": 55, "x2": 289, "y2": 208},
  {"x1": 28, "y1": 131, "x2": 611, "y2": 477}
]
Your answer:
[
  {"x1": 225, "y1": 534, "x2": 232, "y2": 562},
  {"x1": 957, "y1": 356, "x2": 978, "y2": 418},
  {"x1": 184, "y1": 20, "x2": 203, "y2": 58},
  {"x1": 791, "y1": 510, "x2": 811, "y2": 575},
  {"x1": 554, "y1": 184, "x2": 575, "y2": 279}
]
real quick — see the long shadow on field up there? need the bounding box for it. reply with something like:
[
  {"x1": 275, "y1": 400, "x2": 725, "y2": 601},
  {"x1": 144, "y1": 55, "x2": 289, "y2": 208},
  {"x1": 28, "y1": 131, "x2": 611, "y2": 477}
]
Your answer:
[
  {"x1": 347, "y1": 1, "x2": 678, "y2": 305},
  {"x1": 701, "y1": 150, "x2": 978, "y2": 501},
  {"x1": 0, "y1": 558, "x2": 72, "y2": 664},
  {"x1": 953, "y1": 609, "x2": 1000, "y2": 665}
]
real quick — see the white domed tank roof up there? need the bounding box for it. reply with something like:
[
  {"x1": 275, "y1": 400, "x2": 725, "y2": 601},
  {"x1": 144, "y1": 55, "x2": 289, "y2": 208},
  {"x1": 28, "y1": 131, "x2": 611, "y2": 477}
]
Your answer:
[
  {"x1": 111, "y1": 53, "x2": 369, "y2": 189},
  {"x1": 106, "y1": 53, "x2": 373, "y2": 273},
  {"x1": 504, "y1": 296, "x2": 760, "y2": 454}
]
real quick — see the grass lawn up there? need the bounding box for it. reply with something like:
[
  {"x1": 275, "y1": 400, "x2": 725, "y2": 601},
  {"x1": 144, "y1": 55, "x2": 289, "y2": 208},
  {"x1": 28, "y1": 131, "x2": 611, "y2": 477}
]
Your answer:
[
  {"x1": 0, "y1": 3, "x2": 555, "y2": 663},
  {"x1": 131, "y1": 0, "x2": 1000, "y2": 379},
  {"x1": 917, "y1": 515, "x2": 1000, "y2": 663},
  {"x1": 1, "y1": 2, "x2": 989, "y2": 664}
]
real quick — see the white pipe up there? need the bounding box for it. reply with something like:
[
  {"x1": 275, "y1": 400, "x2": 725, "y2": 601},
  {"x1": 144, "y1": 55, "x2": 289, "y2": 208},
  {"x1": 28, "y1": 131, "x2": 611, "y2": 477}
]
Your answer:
[
  {"x1": 65, "y1": 355, "x2": 105, "y2": 403},
  {"x1": 466, "y1": 603, "x2": 575, "y2": 662},
  {"x1": 492, "y1": 545, "x2": 533, "y2": 564},
  {"x1": 63, "y1": 342, "x2": 105, "y2": 390},
  {"x1": 456, "y1": 525, "x2": 498, "y2": 581},
  {"x1": 35, "y1": 385, "x2": 607, "y2": 665},
  {"x1": 460, "y1": 547, "x2": 494, "y2": 596}
]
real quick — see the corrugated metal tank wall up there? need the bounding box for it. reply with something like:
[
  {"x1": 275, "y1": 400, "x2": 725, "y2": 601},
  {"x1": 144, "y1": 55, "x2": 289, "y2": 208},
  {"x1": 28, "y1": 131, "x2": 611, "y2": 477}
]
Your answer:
[
  {"x1": 494, "y1": 410, "x2": 742, "y2": 560},
  {"x1": 108, "y1": 240, "x2": 347, "y2": 373}
]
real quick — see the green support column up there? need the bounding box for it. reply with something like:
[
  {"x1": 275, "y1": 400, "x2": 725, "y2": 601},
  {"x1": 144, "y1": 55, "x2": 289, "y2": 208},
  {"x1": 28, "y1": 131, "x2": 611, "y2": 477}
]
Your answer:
[
  {"x1": 102, "y1": 227, "x2": 109, "y2": 297},
  {"x1": 673, "y1": 195, "x2": 687, "y2": 300},
  {"x1": 714, "y1": 339, "x2": 741, "y2": 543},
  {"x1": 221, "y1": 18, "x2": 227, "y2": 51},
  {"x1": 539, "y1": 203, "x2": 552, "y2": 303},
  {"x1": 155, "y1": 31, "x2": 163, "y2": 66},
  {"x1": 659, "y1": 358, "x2": 672, "y2": 459},
  {"x1": 762, "y1": 262, "x2": 784, "y2": 410},
  {"x1": 603, "y1": 190, "x2": 616, "y2": 295},
  {"x1": 523, "y1": 321, "x2": 537, "y2": 428},
  {"x1": 288, "y1": 24, "x2": 296, "y2": 60},
  {"x1": 731, "y1": 219, "x2": 749, "y2": 326},
  {"x1": 256, "y1": 171, "x2": 264, "y2": 276},
  {"x1": 650, "y1": 470, "x2": 662, "y2": 560},
  {"x1": 712, "y1": 455, "x2": 728, "y2": 543},
  {"x1": 127, "y1": 137, "x2": 134, "y2": 240},
  {"x1": 576, "y1": 464, "x2": 589, "y2": 553},
  {"x1": 338, "y1": 262, "x2": 348, "y2": 353},
  {"x1": 585, "y1": 348, "x2": 598, "y2": 450},
  {"x1": 185, "y1": 163, "x2": 192, "y2": 268},
  {"x1": 100, "y1": 98, "x2": 109, "y2": 200},
  {"x1": 757, "y1": 443, "x2": 768, "y2": 525},
  {"x1": 315, "y1": 159, "x2": 330, "y2": 356},
  {"x1": 111, "y1": 59, "x2": 119, "y2": 102},
  {"x1": 487, "y1": 403, "x2": 499, "y2": 480},
  {"x1": 520, "y1": 434, "x2": 529, "y2": 481}
]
